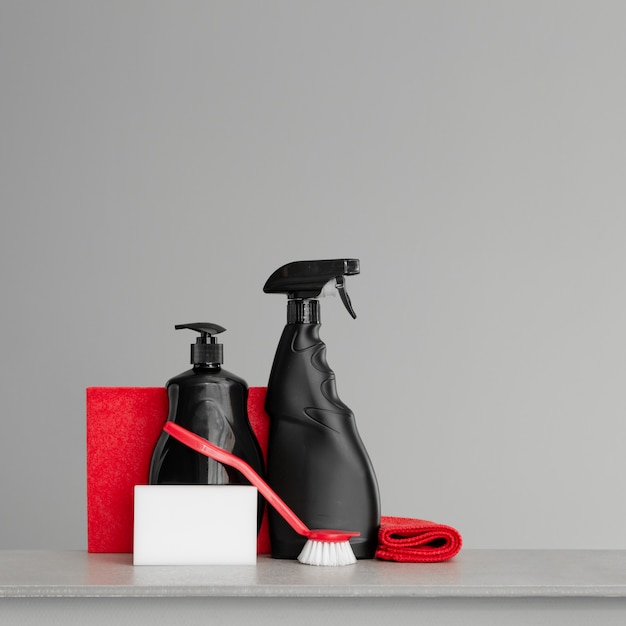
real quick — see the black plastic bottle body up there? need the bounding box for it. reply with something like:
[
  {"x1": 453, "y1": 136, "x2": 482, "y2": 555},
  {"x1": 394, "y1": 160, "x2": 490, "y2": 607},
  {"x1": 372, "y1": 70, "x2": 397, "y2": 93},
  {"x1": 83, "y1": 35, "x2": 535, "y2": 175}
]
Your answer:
[
  {"x1": 149, "y1": 364, "x2": 265, "y2": 532},
  {"x1": 265, "y1": 322, "x2": 381, "y2": 559}
]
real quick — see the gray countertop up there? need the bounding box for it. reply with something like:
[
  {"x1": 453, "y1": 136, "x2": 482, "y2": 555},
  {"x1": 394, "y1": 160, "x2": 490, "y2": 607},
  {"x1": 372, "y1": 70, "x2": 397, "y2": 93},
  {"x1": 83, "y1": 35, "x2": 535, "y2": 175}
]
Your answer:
[{"x1": 1, "y1": 550, "x2": 625, "y2": 599}]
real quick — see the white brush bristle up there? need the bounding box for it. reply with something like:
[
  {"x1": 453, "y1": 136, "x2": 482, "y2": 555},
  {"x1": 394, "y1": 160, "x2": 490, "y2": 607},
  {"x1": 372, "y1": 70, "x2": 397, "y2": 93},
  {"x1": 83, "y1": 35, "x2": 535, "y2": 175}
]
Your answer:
[{"x1": 297, "y1": 539, "x2": 357, "y2": 566}]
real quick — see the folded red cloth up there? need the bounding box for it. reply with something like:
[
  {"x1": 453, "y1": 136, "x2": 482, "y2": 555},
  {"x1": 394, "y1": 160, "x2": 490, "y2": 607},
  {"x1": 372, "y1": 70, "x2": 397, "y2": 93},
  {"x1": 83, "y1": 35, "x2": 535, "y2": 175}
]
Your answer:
[{"x1": 376, "y1": 515, "x2": 462, "y2": 562}]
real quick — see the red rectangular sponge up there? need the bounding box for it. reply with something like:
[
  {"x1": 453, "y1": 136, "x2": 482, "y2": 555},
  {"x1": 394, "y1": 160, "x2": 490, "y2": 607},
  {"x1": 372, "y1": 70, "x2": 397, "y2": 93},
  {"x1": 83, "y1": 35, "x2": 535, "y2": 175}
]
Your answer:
[{"x1": 86, "y1": 386, "x2": 270, "y2": 554}]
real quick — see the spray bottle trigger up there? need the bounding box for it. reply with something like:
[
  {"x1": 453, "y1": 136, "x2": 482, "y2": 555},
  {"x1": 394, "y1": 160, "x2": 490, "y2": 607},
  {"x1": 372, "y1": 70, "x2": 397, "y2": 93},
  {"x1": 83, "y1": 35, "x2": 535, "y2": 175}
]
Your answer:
[{"x1": 336, "y1": 275, "x2": 357, "y2": 319}]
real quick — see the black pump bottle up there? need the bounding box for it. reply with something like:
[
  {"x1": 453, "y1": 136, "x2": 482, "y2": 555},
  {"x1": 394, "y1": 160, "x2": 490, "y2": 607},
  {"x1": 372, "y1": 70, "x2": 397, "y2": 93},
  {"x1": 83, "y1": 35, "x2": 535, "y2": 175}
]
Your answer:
[
  {"x1": 149, "y1": 323, "x2": 265, "y2": 532},
  {"x1": 263, "y1": 259, "x2": 381, "y2": 559}
]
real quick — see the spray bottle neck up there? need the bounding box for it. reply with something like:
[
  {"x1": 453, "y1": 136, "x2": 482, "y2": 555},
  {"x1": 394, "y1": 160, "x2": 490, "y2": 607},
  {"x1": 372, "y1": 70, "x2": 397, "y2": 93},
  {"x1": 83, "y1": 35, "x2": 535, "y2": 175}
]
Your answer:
[{"x1": 287, "y1": 299, "x2": 320, "y2": 324}]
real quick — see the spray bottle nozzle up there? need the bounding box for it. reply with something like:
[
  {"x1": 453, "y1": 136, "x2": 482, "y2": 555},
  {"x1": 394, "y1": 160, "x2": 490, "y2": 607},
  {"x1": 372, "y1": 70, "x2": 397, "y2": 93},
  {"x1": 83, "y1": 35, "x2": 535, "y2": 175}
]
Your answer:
[
  {"x1": 175, "y1": 323, "x2": 226, "y2": 365},
  {"x1": 264, "y1": 259, "x2": 359, "y2": 319}
]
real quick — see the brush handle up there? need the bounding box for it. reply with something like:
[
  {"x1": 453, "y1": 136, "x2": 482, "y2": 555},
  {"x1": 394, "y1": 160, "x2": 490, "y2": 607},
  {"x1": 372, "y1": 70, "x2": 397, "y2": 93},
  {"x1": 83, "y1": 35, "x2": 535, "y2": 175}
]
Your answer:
[{"x1": 163, "y1": 421, "x2": 311, "y2": 538}]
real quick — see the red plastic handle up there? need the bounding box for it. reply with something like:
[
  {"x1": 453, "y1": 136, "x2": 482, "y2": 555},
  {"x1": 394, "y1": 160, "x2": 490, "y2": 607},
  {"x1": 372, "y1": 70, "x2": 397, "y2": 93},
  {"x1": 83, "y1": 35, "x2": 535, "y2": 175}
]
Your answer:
[{"x1": 163, "y1": 421, "x2": 311, "y2": 537}]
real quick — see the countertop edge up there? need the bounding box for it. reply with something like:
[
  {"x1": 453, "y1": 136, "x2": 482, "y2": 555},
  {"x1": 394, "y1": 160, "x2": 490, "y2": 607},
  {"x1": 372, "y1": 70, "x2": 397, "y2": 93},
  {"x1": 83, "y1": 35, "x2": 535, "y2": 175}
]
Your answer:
[{"x1": 1, "y1": 550, "x2": 626, "y2": 600}]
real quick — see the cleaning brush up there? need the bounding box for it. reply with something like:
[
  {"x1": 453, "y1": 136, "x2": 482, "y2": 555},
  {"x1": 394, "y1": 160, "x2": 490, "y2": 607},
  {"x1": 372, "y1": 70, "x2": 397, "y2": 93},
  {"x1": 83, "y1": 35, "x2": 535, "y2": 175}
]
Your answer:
[{"x1": 163, "y1": 421, "x2": 360, "y2": 566}]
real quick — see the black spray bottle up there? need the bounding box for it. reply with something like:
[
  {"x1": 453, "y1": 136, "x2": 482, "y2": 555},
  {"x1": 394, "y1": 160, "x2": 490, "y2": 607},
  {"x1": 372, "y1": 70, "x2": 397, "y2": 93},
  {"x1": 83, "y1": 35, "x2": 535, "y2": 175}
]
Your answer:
[
  {"x1": 149, "y1": 323, "x2": 265, "y2": 532},
  {"x1": 263, "y1": 259, "x2": 381, "y2": 559}
]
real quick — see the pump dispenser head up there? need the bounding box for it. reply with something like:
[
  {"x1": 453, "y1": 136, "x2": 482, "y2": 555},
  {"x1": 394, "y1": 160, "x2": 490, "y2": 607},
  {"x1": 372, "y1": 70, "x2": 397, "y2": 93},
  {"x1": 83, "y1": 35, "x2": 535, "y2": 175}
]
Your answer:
[
  {"x1": 264, "y1": 259, "x2": 359, "y2": 322},
  {"x1": 175, "y1": 323, "x2": 225, "y2": 365}
]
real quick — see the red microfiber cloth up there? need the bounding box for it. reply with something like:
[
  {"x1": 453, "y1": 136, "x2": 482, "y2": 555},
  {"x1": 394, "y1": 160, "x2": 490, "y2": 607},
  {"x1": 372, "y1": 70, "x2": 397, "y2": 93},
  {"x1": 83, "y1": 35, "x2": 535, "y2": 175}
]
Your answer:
[{"x1": 376, "y1": 515, "x2": 462, "y2": 562}]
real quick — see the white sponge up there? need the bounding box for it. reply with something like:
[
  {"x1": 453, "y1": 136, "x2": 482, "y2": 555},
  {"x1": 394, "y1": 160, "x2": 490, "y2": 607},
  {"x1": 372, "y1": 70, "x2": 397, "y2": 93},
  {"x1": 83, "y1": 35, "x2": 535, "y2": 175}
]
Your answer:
[{"x1": 133, "y1": 485, "x2": 257, "y2": 565}]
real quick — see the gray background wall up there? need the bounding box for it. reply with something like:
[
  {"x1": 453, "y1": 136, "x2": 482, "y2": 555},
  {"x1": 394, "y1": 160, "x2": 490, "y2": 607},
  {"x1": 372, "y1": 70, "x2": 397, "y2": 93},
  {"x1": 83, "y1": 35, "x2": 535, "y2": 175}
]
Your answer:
[{"x1": 1, "y1": 0, "x2": 625, "y2": 550}]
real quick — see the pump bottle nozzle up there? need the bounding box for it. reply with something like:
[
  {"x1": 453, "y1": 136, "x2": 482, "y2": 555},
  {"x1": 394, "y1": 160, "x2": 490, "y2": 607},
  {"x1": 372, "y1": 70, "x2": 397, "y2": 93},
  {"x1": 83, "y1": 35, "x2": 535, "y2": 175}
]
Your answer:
[{"x1": 174, "y1": 323, "x2": 226, "y2": 366}]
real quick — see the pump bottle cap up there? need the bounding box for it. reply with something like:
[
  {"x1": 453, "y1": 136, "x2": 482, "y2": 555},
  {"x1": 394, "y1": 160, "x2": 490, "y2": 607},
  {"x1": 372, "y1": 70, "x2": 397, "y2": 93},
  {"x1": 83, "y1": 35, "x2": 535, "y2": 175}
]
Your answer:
[{"x1": 175, "y1": 323, "x2": 225, "y2": 365}]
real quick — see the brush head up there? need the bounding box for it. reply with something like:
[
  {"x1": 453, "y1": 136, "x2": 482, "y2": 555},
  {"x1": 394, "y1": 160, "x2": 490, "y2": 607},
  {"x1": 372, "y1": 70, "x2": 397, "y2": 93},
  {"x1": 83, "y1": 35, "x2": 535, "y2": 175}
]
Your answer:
[
  {"x1": 298, "y1": 538, "x2": 357, "y2": 566},
  {"x1": 297, "y1": 530, "x2": 360, "y2": 566}
]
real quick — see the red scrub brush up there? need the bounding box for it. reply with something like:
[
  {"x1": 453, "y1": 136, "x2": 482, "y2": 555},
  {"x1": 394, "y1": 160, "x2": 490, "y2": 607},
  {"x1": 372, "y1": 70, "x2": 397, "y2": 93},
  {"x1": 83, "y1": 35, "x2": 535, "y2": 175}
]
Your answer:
[{"x1": 162, "y1": 422, "x2": 360, "y2": 566}]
